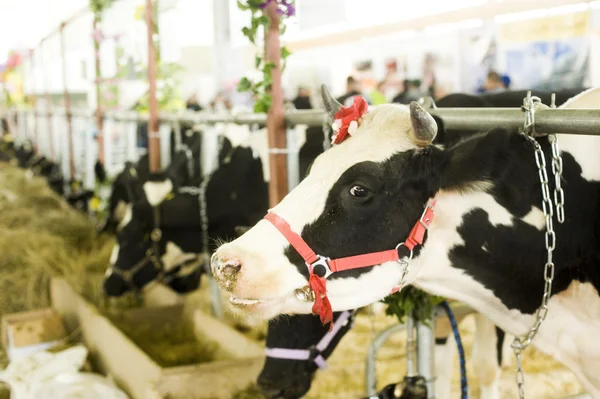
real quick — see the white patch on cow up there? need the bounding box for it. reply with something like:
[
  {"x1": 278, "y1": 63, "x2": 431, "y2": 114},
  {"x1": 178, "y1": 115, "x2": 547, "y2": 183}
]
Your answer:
[
  {"x1": 521, "y1": 206, "x2": 545, "y2": 229},
  {"x1": 471, "y1": 314, "x2": 501, "y2": 399},
  {"x1": 114, "y1": 200, "x2": 128, "y2": 224},
  {"x1": 434, "y1": 337, "x2": 455, "y2": 399},
  {"x1": 143, "y1": 179, "x2": 173, "y2": 207},
  {"x1": 556, "y1": 87, "x2": 600, "y2": 181},
  {"x1": 161, "y1": 241, "x2": 199, "y2": 272},
  {"x1": 118, "y1": 204, "x2": 133, "y2": 230},
  {"x1": 109, "y1": 244, "x2": 119, "y2": 265}
]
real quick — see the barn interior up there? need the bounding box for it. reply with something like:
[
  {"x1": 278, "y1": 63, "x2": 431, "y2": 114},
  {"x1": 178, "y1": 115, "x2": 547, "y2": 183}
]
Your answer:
[{"x1": 0, "y1": 0, "x2": 599, "y2": 398}]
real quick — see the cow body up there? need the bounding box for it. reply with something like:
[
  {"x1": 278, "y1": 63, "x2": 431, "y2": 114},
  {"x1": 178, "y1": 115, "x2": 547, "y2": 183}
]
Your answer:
[{"x1": 212, "y1": 87, "x2": 600, "y2": 396}]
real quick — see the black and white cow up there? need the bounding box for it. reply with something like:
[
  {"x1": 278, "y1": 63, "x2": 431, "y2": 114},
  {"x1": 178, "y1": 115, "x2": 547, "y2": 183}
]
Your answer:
[
  {"x1": 103, "y1": 142, "x2": 268, "y2": 296},
  {"x1": 212, "y1": 86, "x2": 600, "y2": 396},
  {"x1": 97, "y1": 132, "x2": 207, "y2": 233},
  {"x1": 258, "y1": 304, "x2": 509, "y2": 399}
]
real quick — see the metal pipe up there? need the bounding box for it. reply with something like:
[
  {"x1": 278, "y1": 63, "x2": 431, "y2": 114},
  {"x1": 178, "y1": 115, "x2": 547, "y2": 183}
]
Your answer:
[
  {"x1": 416, "y1": 315, "x2": 436, "y2": 399},
  {"x1": 93, "y1": 14, "x2": 105, "y2": 165},
  {"x1": 39, "y1": 41, "x2": 54, "y2": 160},
  {"x1": 365, "y1": 323, "x2": 408, "y2": 396},
  {"x1": 59, "y1": 22, "x2": 76, "y2": 181},
  {"x1": 145, "y1": 0, "x2": 160, "y2": 172},
  {"x1": 428, "y1": 108, "x2": 600, "y2": 135},
  {"x1": 27, "y1": 49, "x2": 39, "y2": 153},
  {"x1": 286, "y1": 127, "x2": 300, "y2": 189}
]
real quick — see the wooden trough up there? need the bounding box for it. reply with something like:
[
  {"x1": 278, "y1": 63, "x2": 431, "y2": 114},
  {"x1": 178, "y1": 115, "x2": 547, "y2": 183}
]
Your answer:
[{"x1": 51, "y1": 278, "x2": 265, "y2": 399}]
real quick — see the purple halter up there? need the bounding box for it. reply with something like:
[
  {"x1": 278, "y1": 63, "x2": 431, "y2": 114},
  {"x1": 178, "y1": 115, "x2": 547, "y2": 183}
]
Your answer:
[{"x1": 264, "y1": 310, "x2": 354, "y2": 370}]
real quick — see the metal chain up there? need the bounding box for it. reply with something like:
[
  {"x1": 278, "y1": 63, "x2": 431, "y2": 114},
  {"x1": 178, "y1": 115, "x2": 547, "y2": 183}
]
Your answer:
[
  {"x1": 512, "y1": 93, "x2": 562, "y2": 399},
  {"x1": 548, "y1": 93, "x2": 565, "y2": 224}
]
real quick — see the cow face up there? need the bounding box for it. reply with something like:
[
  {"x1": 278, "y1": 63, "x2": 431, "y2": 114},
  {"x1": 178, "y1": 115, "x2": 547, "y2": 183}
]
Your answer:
[
  {"x1": 212, "y1": 86, "x2": 440, "y2": 320},
  {"x1": 103, "y1": 196, "x2": 205, "y2": 296},
  {"x1": 257, "y1": 311, "x2": 353, "y2": 398}
]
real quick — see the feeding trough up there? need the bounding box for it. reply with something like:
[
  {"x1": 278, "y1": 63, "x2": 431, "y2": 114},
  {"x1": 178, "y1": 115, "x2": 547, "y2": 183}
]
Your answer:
[{"x1": 51, "y1": 278, "x2": 264, "y2": 399}]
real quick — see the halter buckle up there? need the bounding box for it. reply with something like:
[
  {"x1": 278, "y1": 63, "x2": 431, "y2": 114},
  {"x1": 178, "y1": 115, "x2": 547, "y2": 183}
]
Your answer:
[
  {"x1": 309, "y1": 255, "x2": 332, "y2": 279},
  {"x1": 419, "y1": 202, "x2": 435, "y2": 229},
  {"x1": 395, "y1": 242, "x2": 413, "y2": 262}
]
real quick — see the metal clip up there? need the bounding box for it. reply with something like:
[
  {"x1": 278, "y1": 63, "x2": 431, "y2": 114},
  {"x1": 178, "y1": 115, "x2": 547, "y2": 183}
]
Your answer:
[{"x1": 309, "y1": 255, "x2": 333, "y2": 279}]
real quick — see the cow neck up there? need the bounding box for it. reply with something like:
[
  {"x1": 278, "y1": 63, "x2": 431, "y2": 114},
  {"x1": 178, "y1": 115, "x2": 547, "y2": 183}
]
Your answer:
[
  {"x1": 264, "y1": 310, "x2": 355, "y2": 369},
  {"x1": 264, "y1": 201, "x2": 436, "y2": 328}
]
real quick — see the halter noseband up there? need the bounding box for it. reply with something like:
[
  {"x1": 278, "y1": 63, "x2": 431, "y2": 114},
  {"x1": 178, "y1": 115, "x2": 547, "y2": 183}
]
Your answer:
[
  {"x1": 265, "y1": 310, "x2": 355, "y2": 369},
  {"x1": 264, "y1": 201, "x2": 436, "y2": 328},
  {"x1": 108, "y1": 206, "x2": 201, "y2": 291}
]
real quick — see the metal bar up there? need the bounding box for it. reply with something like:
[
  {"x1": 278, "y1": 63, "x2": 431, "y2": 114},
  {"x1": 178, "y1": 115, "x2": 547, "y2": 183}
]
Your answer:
[
  {"x1": 145, "y1": 0, "x2": 160, "y2": 172},
  {"x1": 93, "y1": 14, "x2": 105, "y2": 166},
  {"x1": 286, "y1": 127, "x2": 300, "y2": 189},
  {"x1": 39, "y1": 42, "x2": 54, "y2": 160},
  {"x1": 12, "y1": 107, "x2": 600, "y2": 134},
  {"x1": 365, "y1": 323, "x2": 407, "y2": 396},
  {"x1": 416, "y1": 315, "x2": 436, "y2": 399},
  {"x1": 27, "y1": 49, "x2": 39, "y2": 153},
  {"x1": 59, "y1": 22, "x2": 76, "y2": 181},
  {"x1": 428, "y1": 108, "x2": 600, "y2": 135}
]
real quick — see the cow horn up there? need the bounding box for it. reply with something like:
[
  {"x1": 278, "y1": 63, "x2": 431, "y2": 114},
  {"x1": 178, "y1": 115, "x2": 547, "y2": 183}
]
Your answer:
[
  {"x1": 409, "y1": 101, "x2": 437, "y2": 146},
  {"x1": 321, "y1": 84, "x2": 343, "y2": 118}
]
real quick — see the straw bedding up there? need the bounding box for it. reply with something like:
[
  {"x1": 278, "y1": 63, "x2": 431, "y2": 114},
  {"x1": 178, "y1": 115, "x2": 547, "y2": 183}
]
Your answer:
[{"x1": 0, "y1": 164, "x2": 587, "y2": 398}]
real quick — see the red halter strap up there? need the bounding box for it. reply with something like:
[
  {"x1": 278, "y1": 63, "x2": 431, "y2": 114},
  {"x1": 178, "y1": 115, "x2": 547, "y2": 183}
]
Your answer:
[{"x1": 263, "y1": 201, "x2": 436, "y2": 328}]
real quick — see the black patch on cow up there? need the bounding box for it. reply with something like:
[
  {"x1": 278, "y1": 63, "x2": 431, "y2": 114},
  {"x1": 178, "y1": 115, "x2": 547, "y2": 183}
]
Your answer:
[
  {"x1": 286, "y1": 147, "x2": 444, "y2": 280},
  {"x1": 257, "y1": 312, "x2": 353, "y2": 398},
  {"x1": 495, "y1": 327, "x2": 505, "y2": 367},
  {"x1": 285, "y1": 124, "x2": 600, "y2": 315}
]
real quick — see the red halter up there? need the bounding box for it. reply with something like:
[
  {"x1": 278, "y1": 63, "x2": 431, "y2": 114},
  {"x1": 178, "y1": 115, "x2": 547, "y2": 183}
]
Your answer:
[{"x1": 264, "y1": 200, "x2": 436, "y2": 329}]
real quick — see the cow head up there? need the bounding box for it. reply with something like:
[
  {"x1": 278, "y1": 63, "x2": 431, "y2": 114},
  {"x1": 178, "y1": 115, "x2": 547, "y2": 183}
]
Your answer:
[
  {"x1": 103, "y1": 195, "x2": 204, "y2": 296},
  {"x1": 212, "y1": 85, "x2": 442, "y2": 320},
  {"x1": 257, "y1": 311, "x2": 354, "y2": 398}
]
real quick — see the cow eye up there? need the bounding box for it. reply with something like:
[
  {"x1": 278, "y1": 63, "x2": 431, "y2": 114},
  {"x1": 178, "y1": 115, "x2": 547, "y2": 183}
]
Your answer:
[{"x1": 349, "y1": 185, "x2": 370, "y2": 199}]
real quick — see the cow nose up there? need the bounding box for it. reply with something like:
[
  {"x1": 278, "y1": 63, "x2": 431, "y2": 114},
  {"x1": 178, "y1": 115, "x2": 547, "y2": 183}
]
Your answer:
[{"x1": 211, "y1": 255, "x2": 242, "y2": 278}]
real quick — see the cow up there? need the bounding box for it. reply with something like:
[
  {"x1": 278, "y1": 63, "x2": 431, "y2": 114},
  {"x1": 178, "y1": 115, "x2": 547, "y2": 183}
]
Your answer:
[
  {"x1": 97, "y1": 131, "x2": 207, "y2": 234},
  {"x1": 258, "y1": 304, "x2": 508, "y2": 399},
  {"x1": 103, "y1": 142, "x2": 268, "y2": 296},
  {"x1": 211, "y1": 85, "x2": 600, "y2": 396}
]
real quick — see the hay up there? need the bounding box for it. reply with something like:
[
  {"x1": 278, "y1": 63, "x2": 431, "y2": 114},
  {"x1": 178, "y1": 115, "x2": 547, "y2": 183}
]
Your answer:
[
  {"x1": 109, "y1": 315, "x2": 218, "y2": 368},
  {"x1": 231, "y1": 383, "x2": 266, "y2": 399}
]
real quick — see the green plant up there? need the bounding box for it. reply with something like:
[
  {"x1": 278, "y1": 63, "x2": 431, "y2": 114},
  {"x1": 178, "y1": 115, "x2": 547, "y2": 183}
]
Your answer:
[
  {"x1": 383, "y1": 286, "x2": 445, "y2": 326},
  {"x1": 236, "y1": 0, "x2": 295, "y2": 113}
]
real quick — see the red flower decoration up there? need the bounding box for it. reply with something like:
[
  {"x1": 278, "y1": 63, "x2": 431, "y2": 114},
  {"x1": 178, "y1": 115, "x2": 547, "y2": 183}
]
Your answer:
[{"x1": 331, "y1": 96, "x2": 369, "y2": 145}]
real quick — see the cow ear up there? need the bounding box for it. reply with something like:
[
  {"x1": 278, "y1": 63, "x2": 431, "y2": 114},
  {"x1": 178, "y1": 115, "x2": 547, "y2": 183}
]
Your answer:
[{"x1": 408, "y1": 101, "x2": 437, "y2": 146}]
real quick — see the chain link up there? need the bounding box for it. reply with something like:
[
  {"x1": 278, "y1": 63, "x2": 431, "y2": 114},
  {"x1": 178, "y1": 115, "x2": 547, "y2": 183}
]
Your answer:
[{"x1": 512, "y1": 92, "x2": 563, "y2": 398}]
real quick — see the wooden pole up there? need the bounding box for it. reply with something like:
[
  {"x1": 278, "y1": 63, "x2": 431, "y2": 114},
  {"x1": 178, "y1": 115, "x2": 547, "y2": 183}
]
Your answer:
[
  {"x1": 39, "y1": 40, "x2": 55, "y2": 160},
  {"x1": 59, "y1": 22, "x2": 76, "y2": 181},
  {"x1": 264, "y1": 2, "x2": 287, "y2": 207},
  {"x1": 93, "y1": 15, "x2": 105, "y2": 165},
  {"x1": 145, "y1": 0, "x2": 160, "y2": 172},
  {"x1": 28, "y1": 48, "x2": 39, "y2": 154}
]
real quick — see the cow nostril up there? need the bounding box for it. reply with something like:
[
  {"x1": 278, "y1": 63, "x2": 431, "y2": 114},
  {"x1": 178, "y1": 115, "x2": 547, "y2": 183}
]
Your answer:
[{"x1": 221, "y1": 260, "x2": 241, "y2": 276}]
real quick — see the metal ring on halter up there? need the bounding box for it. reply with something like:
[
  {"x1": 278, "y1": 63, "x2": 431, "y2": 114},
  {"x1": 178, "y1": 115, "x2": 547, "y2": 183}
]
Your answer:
[
  {"x1": 150, "y1": 228, "x2": 162, "y2": 242},
  {"x1": 395, "y1": 242, "x2": 413, "y2": 262}
]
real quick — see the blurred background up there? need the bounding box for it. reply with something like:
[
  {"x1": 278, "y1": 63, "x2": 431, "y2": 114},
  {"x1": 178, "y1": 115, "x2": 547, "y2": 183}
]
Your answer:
[{"x1": 1, "y1": 0, "x2": 599, "y2": 112}]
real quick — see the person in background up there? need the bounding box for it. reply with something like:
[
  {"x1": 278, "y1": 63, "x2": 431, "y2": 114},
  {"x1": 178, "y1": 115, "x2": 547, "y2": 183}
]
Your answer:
[
  {"x1": 292, "y1": 86, "x2": 313, "y2": 110},
  {"x1": 186, "y1": 94, "x2": 203, "y2": 112},
  {"x1": 393, "y1": 79, "x2": 426, "y2": 104},
  {"x1": 369, "y1": 81, "x2": 387, "y2": 105},
  {"x1": 336, "y1": 76, "x2": 371, "y2": 106},
  {"x1": 483, "y1": 71, "x2": 506, "y2": 93}
]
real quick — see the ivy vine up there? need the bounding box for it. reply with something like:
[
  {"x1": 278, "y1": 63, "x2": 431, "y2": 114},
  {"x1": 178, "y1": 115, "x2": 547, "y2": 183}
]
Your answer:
[{"x1": 236, "y1": 0, "x2": 295, "y2": 113}]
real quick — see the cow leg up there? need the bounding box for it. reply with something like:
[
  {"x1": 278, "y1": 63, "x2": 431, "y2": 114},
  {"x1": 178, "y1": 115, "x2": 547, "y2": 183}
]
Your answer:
[
  {"x1": 434, "y1": 336, "x2": 455, "y2": 399},
  {"x1": 471, "y1": 314, "x2": 500, "y2": 399}
]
